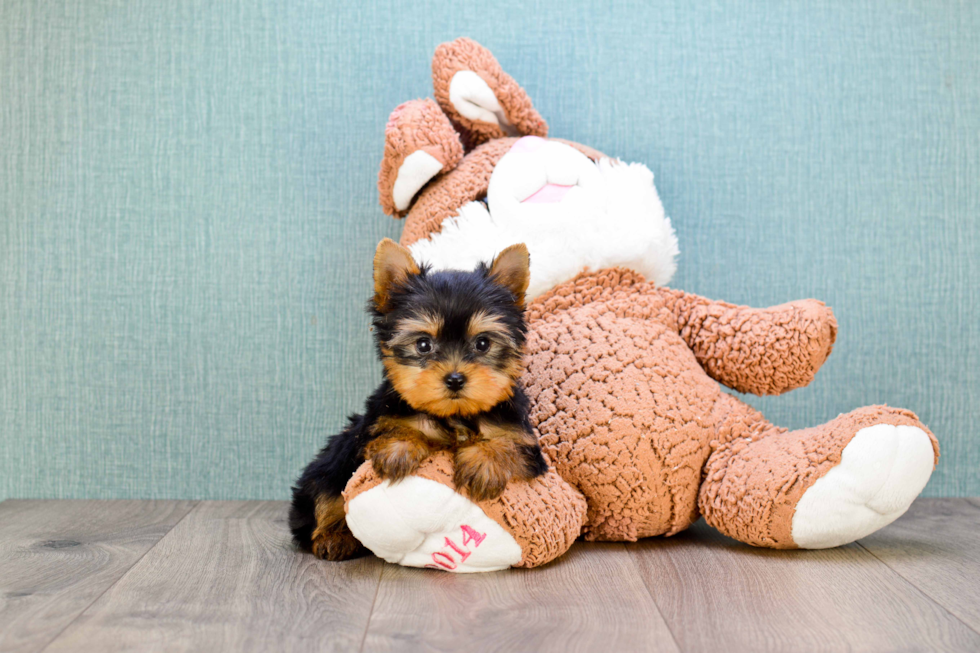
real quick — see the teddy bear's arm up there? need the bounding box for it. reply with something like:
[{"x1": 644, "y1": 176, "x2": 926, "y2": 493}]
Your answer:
[{"x1": 661, "y1": 288, "x2": 838, "y2": 395}]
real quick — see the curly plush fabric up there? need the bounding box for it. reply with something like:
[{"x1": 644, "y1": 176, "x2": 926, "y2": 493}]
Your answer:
[
  {"x1": 432, "y1": 37, "x2": 548, "y2": 147},
  {"x1": 343, "y1": 450, "x2": 587, "y2": 568},
  {"x1": 523, "y1": 268, "x2": 751, "y2": 540},
  {"x1": 523, "y1": 269, "x2": 938, "y2": 543}
]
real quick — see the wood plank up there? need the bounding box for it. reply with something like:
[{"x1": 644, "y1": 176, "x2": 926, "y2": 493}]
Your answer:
[
  {"x1": 0, "y1": 499, "x2": 195, "y2": 653},
  {"x1": 629, "y1": 518, "x2": 980, "y2": 653},
  {"x1": 858, "y1": 498, "x2": 980, "y2": 634},
  {"x1": 363, "y1": 542, "x2": 680, "y2": 653},
  {"x1": 42, "y1": 501, "x2": 383, "y2": 653}
]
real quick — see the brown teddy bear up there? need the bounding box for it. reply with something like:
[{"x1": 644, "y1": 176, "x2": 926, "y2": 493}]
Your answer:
[{"x1": 341, "y1": 38, "x2": 939, "y2": 572}]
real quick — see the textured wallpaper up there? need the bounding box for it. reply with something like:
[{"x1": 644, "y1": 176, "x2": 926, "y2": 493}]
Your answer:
[{"x1": 1, "y1": 0, "x2": 977, "y2": 499}]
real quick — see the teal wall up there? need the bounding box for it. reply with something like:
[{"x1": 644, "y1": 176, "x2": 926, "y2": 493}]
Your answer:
[{"x1": 1, "y1": 1, "x2": 978, "y2": 500}]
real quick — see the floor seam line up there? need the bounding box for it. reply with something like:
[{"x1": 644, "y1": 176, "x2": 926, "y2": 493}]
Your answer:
[
  {"x1": 624, "y1": 543, "x2": 684, "y2": 653},
  {"x1": 357, "y1": 560, "x2": 385, "y2": 653},
  {"x1": 855, "y1": 540, "x2": 980, "y2": 637},
  {"x1": 36, "y1": 500, "x2": 201, "y2": 653}
]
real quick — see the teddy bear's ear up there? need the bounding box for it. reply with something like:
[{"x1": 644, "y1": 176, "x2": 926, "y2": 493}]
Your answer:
[
  {"x1": 432, "y1": 38, "x2": 548, "y2": 148},
  {"x1": 378, "y1": 99, "x2": 464, "y2": 217}
]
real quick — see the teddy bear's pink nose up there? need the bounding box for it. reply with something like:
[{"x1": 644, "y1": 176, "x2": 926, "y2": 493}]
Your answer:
[
  {"x1": 522, "y1": 183, "x2": 573, "y2": 203},
  {"x1": 508, "y1": 137, "x2": 574, "y2": 203}
]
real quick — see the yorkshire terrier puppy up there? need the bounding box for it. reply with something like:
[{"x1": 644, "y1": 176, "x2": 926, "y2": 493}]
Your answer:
[{"x1": 289, "y1": 238, "x2": 547, "y2": 560}]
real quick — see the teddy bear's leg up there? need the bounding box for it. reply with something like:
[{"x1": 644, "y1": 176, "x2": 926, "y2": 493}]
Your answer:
[
  {"x1": 699, "y1": 403, "x2": 938, "y2": 549},
  {"x1": 342, "y1": 452, "x2": 587, "y2": 572}
]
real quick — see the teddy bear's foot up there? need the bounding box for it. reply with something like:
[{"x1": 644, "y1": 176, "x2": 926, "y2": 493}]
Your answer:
[
  {"x1": 342, "y1": 452, "x2": 587, "y2": 572},
  {"x1": 699, "y1": 406, "x2": 938, "y2": 549},
  {"x1": 346, "y1": 475, "x2": 523, "y2": 572},
  {"x1": 791, "y1": 422, "x2": 935, "y2": 548}
]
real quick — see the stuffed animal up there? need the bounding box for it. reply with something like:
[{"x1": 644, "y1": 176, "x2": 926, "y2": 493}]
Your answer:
[{"x1": 342, "y1": 38, "x2": 939, "y2": 572}]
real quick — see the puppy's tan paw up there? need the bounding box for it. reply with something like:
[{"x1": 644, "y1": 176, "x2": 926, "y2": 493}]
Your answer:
[
  {"x1": 454, "y1": 440, "x2": 521, "y2": 502},
  {"x1": 366, "y1": 436, "x2": 430, "y2": 482}
]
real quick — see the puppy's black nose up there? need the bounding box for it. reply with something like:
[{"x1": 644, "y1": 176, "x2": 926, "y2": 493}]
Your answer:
[{"x1": 444, "y1": 372, "x2": 466, "y2": 392}]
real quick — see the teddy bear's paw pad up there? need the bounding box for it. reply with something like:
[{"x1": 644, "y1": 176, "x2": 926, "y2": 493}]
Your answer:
[
  {"x1": 791, "y1": 423, "x2": 935, "y2": 549},
  {"x1": 345, "y1": 476, "x2": 521, "y2": 572}
]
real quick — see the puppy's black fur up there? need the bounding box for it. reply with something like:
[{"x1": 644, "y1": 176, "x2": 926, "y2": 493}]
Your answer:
[{"x1": 289, "y1": 241, "x2": 546, "y2": 560}]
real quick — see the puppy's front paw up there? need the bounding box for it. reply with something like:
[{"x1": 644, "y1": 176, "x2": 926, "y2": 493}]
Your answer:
[
  {"x1": 454, "y1": 441, "x2": 520, "y2": 502},
  {"x1": 311, "y1": 528, "x2": 366, "y2": 561},
  {"x1": 365, "y1": 436, "x2": 430, "y2": 482}
]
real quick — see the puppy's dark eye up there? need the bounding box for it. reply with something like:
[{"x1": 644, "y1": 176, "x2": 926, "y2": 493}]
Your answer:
[
  {"x1": 474, "y1": 336, "x2": 491, "y2": 353},
  {"x1": 415, "y1": 337, "x2": 432, "y2": 354}
]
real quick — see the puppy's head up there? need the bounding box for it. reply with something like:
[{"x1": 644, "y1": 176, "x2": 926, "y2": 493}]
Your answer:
[{"x1": 370, "y1": 238, "x2": 530, "y2": 417}]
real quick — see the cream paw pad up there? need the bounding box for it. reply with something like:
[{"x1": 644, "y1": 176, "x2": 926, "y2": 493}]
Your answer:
[
  {"x1": 792, "y1": 422, "x2": 936, "y2": 549},
  {"x1": 343, "y1": 452, "x2": 587, "y2": 571}
]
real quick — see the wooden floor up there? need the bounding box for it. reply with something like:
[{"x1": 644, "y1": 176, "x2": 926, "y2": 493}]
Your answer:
[{"x1": 1, "y1": 500, "x2": 979, "y2": 652}]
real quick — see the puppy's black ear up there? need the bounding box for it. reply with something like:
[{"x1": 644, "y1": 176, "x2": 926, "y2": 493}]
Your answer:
[
  {"x1": 489, "y1": 243, "x2": 530, "y2": 307},
  {"x1": 374, "y1": 238, "x2": 420, "y2": 312}
]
